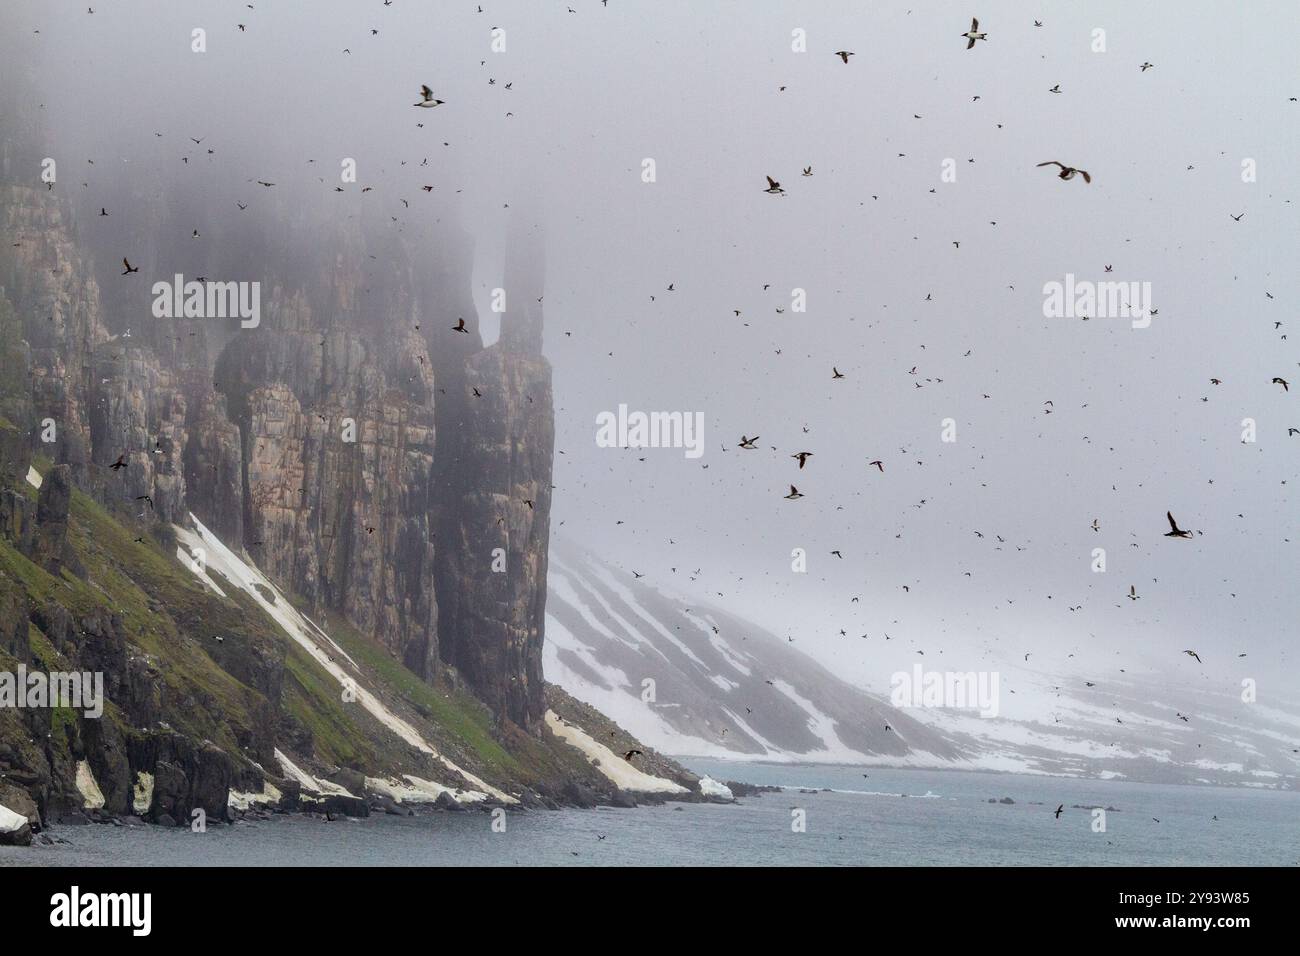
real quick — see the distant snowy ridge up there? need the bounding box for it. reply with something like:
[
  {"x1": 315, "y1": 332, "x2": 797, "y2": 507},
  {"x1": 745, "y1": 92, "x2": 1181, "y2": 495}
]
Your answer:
[
  {"x1": 544, "y1": 538, "x2": 964, "y2": 766},
  {"x1": 544, "y1": 540, "x2": 1300, "y2": 789}
]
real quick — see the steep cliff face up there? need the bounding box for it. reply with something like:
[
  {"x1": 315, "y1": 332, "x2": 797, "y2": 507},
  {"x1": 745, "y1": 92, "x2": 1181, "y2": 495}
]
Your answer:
[
  {"x1": 434, "y1": 220, "x2": 554, "y2": 729},
  {"x1": 0, "y1": 186, "x2": 106, "y2": 484},
  {"x1": 88, "y1": 342, "x2": 189, "y2": 524},
  {"x1": 0, "y1": 60, "x2": 723, "y2": 832},
  {"x1": 212, "y1": 273, "x2": 443, "y2": 680},
  {"x1": 437, "y1": 344, "x2": 555, "y2": 728},
  {"x1": 181, "y1": 383, "x2": 243, "y2": 545},
  {"x1": 0, "y1": 158, "x2": 581, "y2": 821},
  {"x1": 0, "y1": 171, "x2": 563, "y2": 709}
]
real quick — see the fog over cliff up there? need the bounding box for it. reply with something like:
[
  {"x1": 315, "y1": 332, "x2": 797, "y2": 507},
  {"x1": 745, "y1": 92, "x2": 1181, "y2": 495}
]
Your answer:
[{"x1": 3, "y1": 0, "x2": 1296, "y2": 706}]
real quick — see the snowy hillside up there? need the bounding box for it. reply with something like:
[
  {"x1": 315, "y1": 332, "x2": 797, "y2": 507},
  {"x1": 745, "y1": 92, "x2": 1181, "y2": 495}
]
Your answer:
[
  {"x1": 544, "y1": 539, "x2": 966, "y2": 766},
  {"x1": 545, "y1": 540, "x2": 1300, "y2": 788}
]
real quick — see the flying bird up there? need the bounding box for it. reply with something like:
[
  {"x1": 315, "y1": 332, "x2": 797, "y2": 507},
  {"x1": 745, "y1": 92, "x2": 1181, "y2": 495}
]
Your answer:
[
  {"x1": 784, "y1": 485, "x2": 804, "y2": 500},
  {"x1": 1037, "y1": 161, "x2": 1090, "y2": 183},
  {"x1": 792, "y1": 452, "x2": 813, "y2": 469},
  {"x1": 961, "y1": 18, "x2": 987, "y2": 49},
  {"x1": 121, "y1": 258, "x2": 139, "y2": 275},
  {"x1": 1164, "y1": 511, "x2": 1192, "y2": 539},
  {"x1": 1183, "y1": 649, "x2": 1202, "y2": 664},
  {"x1": 833, "y1": 51, "x2": 854, "y2": 63},
  {"x1": 763, "y1": 175, "x2": 784, "y2": 195},
  {"x1": 414, "y1": 85, "x2": 445, "y2": 108}
]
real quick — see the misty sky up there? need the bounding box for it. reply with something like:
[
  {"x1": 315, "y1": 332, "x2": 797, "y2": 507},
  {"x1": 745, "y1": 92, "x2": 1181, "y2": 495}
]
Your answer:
[{"x1": 3, "y1": 1, "x2": 1297, "y2": 700}]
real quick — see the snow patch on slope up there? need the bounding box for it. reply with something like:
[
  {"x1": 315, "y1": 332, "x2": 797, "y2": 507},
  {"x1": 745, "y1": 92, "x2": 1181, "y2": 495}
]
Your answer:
[
  {"x1": 176, "y1": 515, "x2": 516, "y2": 804},
  {"x1": 543, "y1": 622, "x2": 739, "y2": 760},
  {"x1": 366, "y1": 775, "x2": 488, "y2": 805},
  {"x1": 75, "y1": 760, "x2": 105, "y2": 810},
  {"x1": 545, "y1": 709, "x2": 688, "y2": 794},
  {"x1": 0, "y1": 803, "x2": 27, "y2": 836}
]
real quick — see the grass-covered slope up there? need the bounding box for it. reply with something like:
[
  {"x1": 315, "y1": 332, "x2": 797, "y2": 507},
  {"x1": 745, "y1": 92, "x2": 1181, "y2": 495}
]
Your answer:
[{"x1": 0, "y1": 449, "x2": 701, "y2": 826}]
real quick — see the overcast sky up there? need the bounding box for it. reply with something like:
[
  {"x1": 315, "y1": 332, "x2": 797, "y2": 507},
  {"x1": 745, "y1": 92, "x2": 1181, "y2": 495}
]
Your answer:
[{"x1": 3, "y1": 1, "x2": 1297, "y2": 699}]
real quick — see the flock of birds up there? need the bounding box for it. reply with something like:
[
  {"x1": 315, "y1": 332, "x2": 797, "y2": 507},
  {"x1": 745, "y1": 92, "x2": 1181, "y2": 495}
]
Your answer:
[
  {"x1": 17, "y1": 4, "x2": 1298, "y2": 843},
  {"x1": 545, "y1": 12, "x2": 1299, "y2": 804}
]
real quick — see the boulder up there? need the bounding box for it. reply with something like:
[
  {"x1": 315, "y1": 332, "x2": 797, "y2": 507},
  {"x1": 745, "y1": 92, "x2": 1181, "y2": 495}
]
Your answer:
[
  {"x1": 0, "y1": 803, "x2": 31, "y2": 846},
  {"x1": 0, "y1": 783, "x2": 40, "y2": 829}
]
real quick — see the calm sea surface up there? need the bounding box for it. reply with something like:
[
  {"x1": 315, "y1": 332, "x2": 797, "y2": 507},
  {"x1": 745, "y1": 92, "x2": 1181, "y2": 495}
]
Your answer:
[{"x1": 2, "y1": 762, "x2": 1296, "y2": 866}]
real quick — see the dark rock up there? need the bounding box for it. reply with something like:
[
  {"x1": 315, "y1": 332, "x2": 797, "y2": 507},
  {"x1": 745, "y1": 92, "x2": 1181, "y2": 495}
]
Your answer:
[
  {"x1": 560, "y1": 780, "x2": 601, "y2": 809},
  {"x1": 325, "y1": 767, "x2": 366, "y2": 796},
  {"x1": 0, "y1": 784, "x2": 39, "y2": 829},
  {"x1": 0, "y1": 818, "x2": 31, "y2": 846},
  {"x1": 31, "y1": 463, "x2": 71, "y2": 570},
  {"x1": 319, "y1": 793, "x2": 369, "y2": 818},
  {"x1": 129, "y1": 732, "x2": 234, "y2": 824}
]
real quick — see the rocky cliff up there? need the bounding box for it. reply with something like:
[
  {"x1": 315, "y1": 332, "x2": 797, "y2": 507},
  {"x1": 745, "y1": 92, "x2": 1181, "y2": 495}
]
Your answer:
[
  {"x1": 0, "y1": 148, "x2": 702, "y2": 832},
  {"x1": 0, "y1": 174, "x2": 553, "y2": 713}
]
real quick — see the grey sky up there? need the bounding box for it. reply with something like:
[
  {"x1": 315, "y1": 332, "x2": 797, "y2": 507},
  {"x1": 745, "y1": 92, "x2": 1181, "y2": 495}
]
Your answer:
[{"x1": 3, "y1": 0, "x2": 1297, "y2": 699}]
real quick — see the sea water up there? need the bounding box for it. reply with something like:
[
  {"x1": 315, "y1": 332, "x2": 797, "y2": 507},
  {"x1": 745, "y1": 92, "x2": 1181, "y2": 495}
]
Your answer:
[{"x1": 2, "y1": 764, "x2": 1295, "y2": 866}]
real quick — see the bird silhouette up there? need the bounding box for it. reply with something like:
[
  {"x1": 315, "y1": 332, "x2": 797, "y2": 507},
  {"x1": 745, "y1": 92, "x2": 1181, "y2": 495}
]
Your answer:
[
  {"x1": 1037, "y1": 161, "x2": 1090, "y2": 183},
  {"x1": 961, "y1": 18, "x2": 987, "y2": 49},
  {"x1": 413, "y1": 84, "x2": 445, "y2": 108}
]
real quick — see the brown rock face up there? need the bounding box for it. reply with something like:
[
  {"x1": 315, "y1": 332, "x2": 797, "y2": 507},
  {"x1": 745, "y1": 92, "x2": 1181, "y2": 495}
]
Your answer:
[
  {"x1": 182, "y1": 383, "x2": 244, "y2": 544},
  {"x1": 89, "y1": 343, "x2": 188, "y2": 523},
  {"x1": 0, "y1": 186, "x2": 108, "y2": 483},
  {"x1": 217, "y1": 293, "x2": 441, "y2": 677},
  {"x1": 3, "y1": 174, "x2": 558, "y2": 741},
  {"x1": 435, "y1": 223, "x2": 554, "y2": 729},
  {"x1": 437, "y1": 344, "x2": 554, "y2": 727},
  {"x1": 31, "y1": 463, "x2": 72, "y2": 570}
]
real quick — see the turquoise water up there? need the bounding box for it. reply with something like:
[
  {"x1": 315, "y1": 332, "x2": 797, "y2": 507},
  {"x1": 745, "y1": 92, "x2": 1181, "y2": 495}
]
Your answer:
[{"x1": 2, "y1": 763, "x2": 1296, "y2": 866}]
